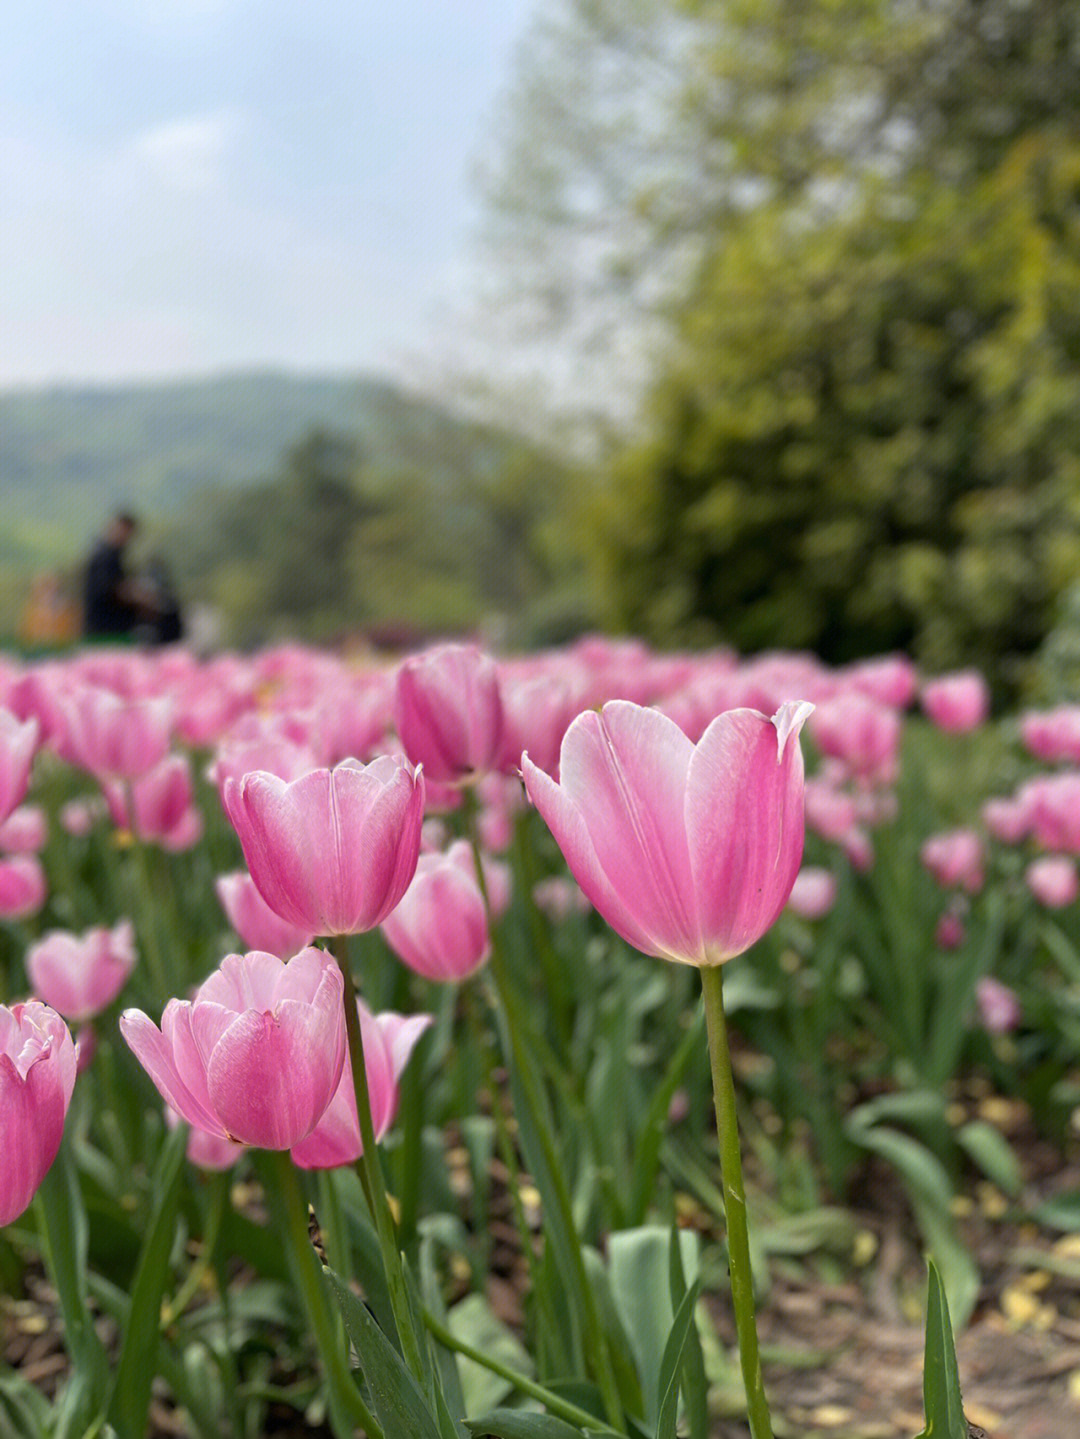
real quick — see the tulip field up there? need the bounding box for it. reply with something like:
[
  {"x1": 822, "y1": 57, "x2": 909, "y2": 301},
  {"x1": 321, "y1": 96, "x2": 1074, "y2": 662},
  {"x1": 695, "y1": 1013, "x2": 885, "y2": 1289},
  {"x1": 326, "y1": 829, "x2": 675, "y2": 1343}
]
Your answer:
[{"x1": 4, "y1": 638, "x2": 1080, "y2": 1438}]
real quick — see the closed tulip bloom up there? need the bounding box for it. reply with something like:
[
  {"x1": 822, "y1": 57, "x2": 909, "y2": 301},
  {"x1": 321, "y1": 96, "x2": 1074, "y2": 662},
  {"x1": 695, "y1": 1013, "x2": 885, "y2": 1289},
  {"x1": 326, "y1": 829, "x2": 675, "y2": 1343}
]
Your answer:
[
  {"x1": 1019, "y1": 707, "x2": 1080, "y2": 765},
  {"x1": 0, "y1": 1001, "x2": 78, "y2": 1226},
  {"x1": 26, "y1": 919, "x2": 137, "y2": 1023},
  {"x1": 291, "y1": 1004, "x2": 432, "y2": 1169},
  {"x1": 0, "y1": 856, "x2": 47, "y2": 919},
  {"x1": 810, "y1": 694, "x2": 902, "y2": 786},
  {"x1": 104, "y1": 753, "x2": 202, "y2": 850},
  {"x1": 522, "y1": 700, "x2": 813, "y2": 967},
  {"x1": 787, "y1": 867, "x2": 837, "y2": 920},
  {"x1": 165, "y1": 1105, "x2": 245, "y2": 1172},
  {"x1": 394, "y1": 644, "x2": 504, "y2": 783},
  {"x1": 120, "y1": 948, "x2": 346, "y2": 1150},
  {"x1": 975, "y1": 977, "x2": 1020, "y2": 1034},
  {"x1": 920, "y1": 829, "x2": 984, "y2": 893},
  {"x1": 982, "y1": 795, "x2": 1031, "y2": 846},
  {"x1": 921, "y1": 671, "x2": 989, "y2": 733},
  {"x1": 0, "y1": 711, "x2": 39, "y2": 825},
  {"x1": 223, "y1": 757, "x2": 425, "y2": 936},
  {"x1": 216, "y1": 871, "x2": 315, "y2": 959},
  {"x1": 381, "y1": 843, "x2": 491, "y2": 982},
  {"x1": 0, "y1": 804, "x2": 47, "y2": 854},
  {"x1": 1026, "y1": 855, "x2": 1079, "y2": 910},
  {"x1": 61, "y1": 687, "x2": 172, "y2": 780}
]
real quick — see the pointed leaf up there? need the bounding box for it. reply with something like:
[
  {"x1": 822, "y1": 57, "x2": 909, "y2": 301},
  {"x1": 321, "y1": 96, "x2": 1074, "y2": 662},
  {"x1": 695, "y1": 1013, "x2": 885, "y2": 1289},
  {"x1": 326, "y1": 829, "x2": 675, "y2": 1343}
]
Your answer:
[
  {"x1": 655, "y1": 1279, "x2": 702, "y2": 1439},
  {"x1": 323, "y1": 1266, "x2": 443, "y2": 1439},
  {"x1": 915, "y1": 1259, "x2": 969, "y2": 1439}
]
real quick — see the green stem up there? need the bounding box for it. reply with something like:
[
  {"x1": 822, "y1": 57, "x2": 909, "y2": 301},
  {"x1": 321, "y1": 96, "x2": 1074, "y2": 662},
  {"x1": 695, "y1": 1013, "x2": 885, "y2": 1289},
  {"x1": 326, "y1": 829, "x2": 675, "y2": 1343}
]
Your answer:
[
  {"x1": 125, "y1": 794, "x2": 169, "y2": 1000},
  {"x1": 464, "y1": 800, "x2": 624, "y2": 1432},
  {"x1": 265, "y1": 1150, "x2": 382, "y2": 1439},
  {"x1": 330, "y1": 935, "x2": 428, "y2": 1390},
  {"x1": 161, "y1": 1171, "x2": 228, "y2": 1326},
  {"x1": 421, "y1": 1307, "x2": 614, "y2": 1432},
  {"x1": 700, "y1": 964, "x2": 773, "y2": 1439}
]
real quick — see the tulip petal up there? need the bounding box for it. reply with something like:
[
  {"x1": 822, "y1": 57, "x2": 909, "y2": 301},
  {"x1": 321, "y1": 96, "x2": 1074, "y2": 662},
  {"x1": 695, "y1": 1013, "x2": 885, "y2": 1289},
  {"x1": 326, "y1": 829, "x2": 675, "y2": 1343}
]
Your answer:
[
  {"x1": 557, "y1": 704, "x2": 699, "y2": 959},
  {"x1": 121, "y1": 1007, "x2": 226, "y2": 1136},
  {"x1": 686, "y1": 707, "x2": 808, "y2": 962}
]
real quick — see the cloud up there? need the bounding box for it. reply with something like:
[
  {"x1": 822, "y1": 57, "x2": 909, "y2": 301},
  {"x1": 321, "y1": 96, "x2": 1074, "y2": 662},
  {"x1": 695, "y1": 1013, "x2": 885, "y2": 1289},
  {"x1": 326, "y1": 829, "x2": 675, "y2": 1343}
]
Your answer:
[{"x1": 129, "y1": 110, "x2": 243, "y2": 191}]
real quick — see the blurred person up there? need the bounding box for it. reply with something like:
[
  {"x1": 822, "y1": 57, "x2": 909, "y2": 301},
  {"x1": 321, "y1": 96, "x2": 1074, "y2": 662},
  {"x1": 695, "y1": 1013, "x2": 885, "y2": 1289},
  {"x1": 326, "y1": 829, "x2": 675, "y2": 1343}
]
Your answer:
[
  {"x1": 81, "y1": 512, "x2": 148, "y2": 640},
  {"x1": 140, "y1": 554, "x2": 184, "y2": 646}
]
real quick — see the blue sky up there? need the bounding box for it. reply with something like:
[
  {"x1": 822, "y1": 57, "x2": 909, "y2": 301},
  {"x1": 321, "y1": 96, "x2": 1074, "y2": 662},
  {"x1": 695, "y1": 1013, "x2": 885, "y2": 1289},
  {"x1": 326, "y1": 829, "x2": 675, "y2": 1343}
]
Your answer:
[{"x1": 1, "y1": 1, "x2": 539, "y2": 387}]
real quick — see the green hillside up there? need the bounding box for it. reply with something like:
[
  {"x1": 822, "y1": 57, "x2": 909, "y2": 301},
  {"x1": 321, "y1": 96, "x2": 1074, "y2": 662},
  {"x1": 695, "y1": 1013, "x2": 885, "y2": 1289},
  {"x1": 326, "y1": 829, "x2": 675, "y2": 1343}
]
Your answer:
[{"x1": 0, "y1": 370, "x2": 507, "y2": 565}]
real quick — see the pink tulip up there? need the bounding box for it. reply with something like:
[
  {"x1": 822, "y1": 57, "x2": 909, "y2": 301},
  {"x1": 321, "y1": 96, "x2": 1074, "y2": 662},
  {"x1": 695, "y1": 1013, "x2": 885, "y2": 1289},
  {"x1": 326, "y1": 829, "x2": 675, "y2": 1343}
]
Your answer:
[
  {"x1": 1019, "y1": 707, "x2": 1080, "y2": 765},
  {"x1": 803, "y1": 779, "x2": 858, "y2": 843},
  {"x1": 841, "y1": 826, "x2": 875, "y2": 872},
  {"x1": 61, "y1": 686, "x2": 172, "y2": 780},
  {"x1": 216, "y1": 872, "x2": 315, "y2": 959},
  {"x1": 104, "y1": 753, "x2": 202, "y2": 850},
  {"x1": 522, "y1": 700, "x2": 812, "y2": 966},
  {"x1": 1026, "y1": 773, "x2": 1080, "y2": 854},
  {"x1": 223, "y1": 757, "x2": 425, "y2": 937},
  {"x1": 381, "y1": 843, "x2": 491, "y2": 982},
  {"x1": 60, "y1": 795, "x2": 107, "y2": 837},
  {"x1": 1026, "y1": 856, "x2": 1079, "y2": 910},
  {"x1": 845, "y1": 654, "x2": 918, "y2": 709},
  {"x1": 982, "y1": 796, "x2": 1031, "y2": 846},
  {"x1": 165, "y1": 1105, "x2": 245, "y2": 1171},
  {"x1": 394, "y1": 644, "x2": 504, "y2": 784},
  {"x1": 0, "y1": 856, "x2": 46, "y2": 919},
  {"x1": 935, "y1": 910, "x2": 966, "y2": 950},
  {"x1": 810, "y1": 694, "x2": 902, "y2": 786},
  {"x1": 0, "y1": 1001, "x2": 78, "y2": 1226},
  {"x1": 975, "y1": 977, "x2": 1020, "y2": 1034},
  {"x1": 0, "y1": 711, "x2": 39, "y2": 824},
  {"x1": 921, "y1": 671, "x2": 989, "y2": 733},
  {"x1": 920, "y1": 830, "x2": 984, "y2": 893},
  {"x1": 120, "y1": 948, "x2": 346, "y2": 1150},
  {"x1": 533, "y1": 875, "x2": 590, "y2": 922},
  {"x1": 26, "y1": 919, "x2": 138, "y2": 1023},
  {"x1": 291, "y1": 1004, "x2": 431, "y2": 1169},
  {"x1": 787, "y1": 867, "x2": 837, "y2": 920},
  {"x1": 0, "y1": 805, "x2": 47, "y2": 854},
  {"x1": 497, "y1": 674, "x2": 576, "y2": 777},
  {"x1": 210, "y1": 730, "x2": 319, "y2": 797}
]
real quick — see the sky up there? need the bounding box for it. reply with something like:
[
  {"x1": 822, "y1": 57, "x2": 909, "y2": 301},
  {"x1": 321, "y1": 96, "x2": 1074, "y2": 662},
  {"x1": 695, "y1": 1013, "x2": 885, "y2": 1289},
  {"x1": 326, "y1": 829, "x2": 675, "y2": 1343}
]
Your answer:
[{"x1": 0, "y1": 1, "x2": 539, "y2": 389}]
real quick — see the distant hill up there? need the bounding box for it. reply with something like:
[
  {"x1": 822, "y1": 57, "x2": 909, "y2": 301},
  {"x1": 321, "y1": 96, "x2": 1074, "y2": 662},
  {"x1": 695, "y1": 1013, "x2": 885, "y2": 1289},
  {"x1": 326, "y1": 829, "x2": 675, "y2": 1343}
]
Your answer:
[{"x1": 0, "y1": 369, "x2": 506, "y2": 565}]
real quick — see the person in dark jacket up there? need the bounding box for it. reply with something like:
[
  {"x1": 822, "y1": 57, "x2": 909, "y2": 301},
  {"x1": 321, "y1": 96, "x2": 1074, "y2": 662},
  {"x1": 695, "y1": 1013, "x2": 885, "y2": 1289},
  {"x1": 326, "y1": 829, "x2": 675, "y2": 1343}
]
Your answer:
[{"x1": 82, "y1": 512, "x2": 144, "y2": 639}]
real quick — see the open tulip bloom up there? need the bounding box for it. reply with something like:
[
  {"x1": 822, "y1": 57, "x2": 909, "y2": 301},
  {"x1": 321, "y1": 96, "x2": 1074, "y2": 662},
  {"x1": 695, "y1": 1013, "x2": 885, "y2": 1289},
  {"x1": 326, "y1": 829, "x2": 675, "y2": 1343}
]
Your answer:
[
  {"x1": 121, "y1": 948, "x2": 346, "y2": 1151},
  {"x1": 523, "y1": 698, "x2": 813, "y2": 1439}
]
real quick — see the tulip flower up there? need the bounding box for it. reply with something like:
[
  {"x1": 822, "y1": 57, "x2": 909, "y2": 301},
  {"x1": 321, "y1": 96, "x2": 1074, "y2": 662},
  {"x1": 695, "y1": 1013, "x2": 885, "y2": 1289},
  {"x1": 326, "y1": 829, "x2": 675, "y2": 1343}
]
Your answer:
[
  {"x1": 787, "y1": 867, "x2": 837, "y2": 920},
  {"x1": 0, "y1": 804, "x2": 47, "y2": 854},
  {"x1": 975, "y1": 977, "x2": 1020, "y2": 1034},
  {"x1": 223, "y1": 757, "x2": 425, "y2": 937},
  {"x1": 60, "y1": 686, "x2": 172, "y2": 780},
  {"x1": 216, "y1": 871, "x2": 316, "y2": 959},
  {"x1": 0, "y1": 1001, "x2": 78, "y2": 1226},
  {"x1": 810, "y1": 694, "x2": 902, "y2": 786},
  {"x1": 104, "y1": 753, "x2": 203, "y2": 850},
  {"x1": 120, "y1": 948, "x2": 346, "y2": 1150},
  {"x1": 0, "y1": 856, "x2": 47, "y2": 919},
  {"x1": 291, "y1": 1003, "x2": 432, "y2": 1169},
  {"x1": 920, "y1": 829, "x2": 985, "y2": 893},
  {"x1": 522, "y1": 700, "x2": 813, "y2": 967},
  {"x1": 26, "y1": 919, "x2": 138, "y2": 1023},
  {"x1": 394, "y1": 644, "x2": 504, "y2": 784},
  {"x1": 381, "y1": 842, "x2": 491, "y2": 982},
  {"x1": 0, "y1": 711, "x2": 38, "y2": 825},
  {"x1": 1026, "y1": 856, "x2": 1079, "y2": 910},
  {"x1": 921, "y1": 671, "x2": 989, "y2": 733}
]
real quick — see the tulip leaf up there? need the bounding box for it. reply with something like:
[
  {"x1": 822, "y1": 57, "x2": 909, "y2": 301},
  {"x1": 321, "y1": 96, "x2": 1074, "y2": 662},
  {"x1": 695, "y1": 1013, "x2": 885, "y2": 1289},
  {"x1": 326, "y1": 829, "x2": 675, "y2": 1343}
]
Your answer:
[
  {"x1": 463, "y1": 1411, "x2": 589, "y2": 1438},
  {"x1": 915, "y1": 1260, "x2": 969, "y2": 1439},
  {"x1": 107, "y1": 1119, "x2": 187, "y2": 1439},
  {"x1": 607, "y1": 1226, "x2": 697, "y2": 1428},
  {"x1": 654, "y1": 1278, "x2": 702, "y2": 1439},
  {"x1": 668, "y1": 1227, "x2": 708, "y2": 1439},
  {"x1": 955, "y1": 1121, "x2": 1021, "y2": 1197},
  {"x1": 323, "y1": 1265, "x2": 443, "y2": 1439}
]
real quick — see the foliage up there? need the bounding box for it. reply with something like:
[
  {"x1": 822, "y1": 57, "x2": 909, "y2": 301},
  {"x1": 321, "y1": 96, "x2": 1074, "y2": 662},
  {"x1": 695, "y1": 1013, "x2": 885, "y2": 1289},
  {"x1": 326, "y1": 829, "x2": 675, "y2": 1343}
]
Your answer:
[{"x1": 486, "y1": 0, "x2": 1080, "y2": 688}]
